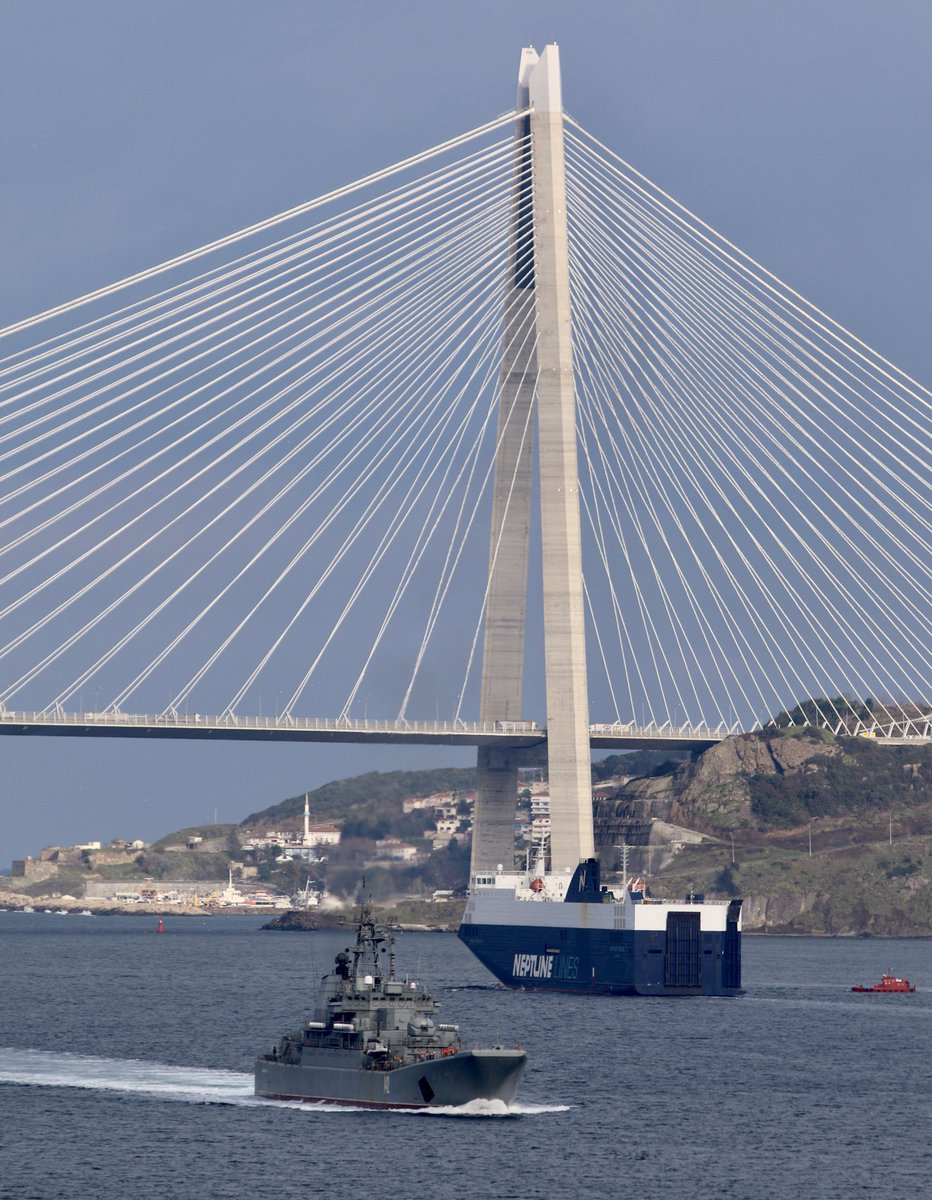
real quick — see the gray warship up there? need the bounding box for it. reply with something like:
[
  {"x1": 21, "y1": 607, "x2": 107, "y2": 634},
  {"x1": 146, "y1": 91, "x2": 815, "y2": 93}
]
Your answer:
[{"x1": 254, "y1": 902, "x2": 526, "y2": 1108}]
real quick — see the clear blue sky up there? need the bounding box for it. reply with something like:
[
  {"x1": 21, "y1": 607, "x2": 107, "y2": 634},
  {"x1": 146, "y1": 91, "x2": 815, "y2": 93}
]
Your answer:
[{"x1": 2, "y1": 0, "x2": 931, "y2": 860}]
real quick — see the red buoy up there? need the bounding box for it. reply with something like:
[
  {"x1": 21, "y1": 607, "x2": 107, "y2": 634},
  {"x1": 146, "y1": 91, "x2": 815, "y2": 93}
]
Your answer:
[{"x1": 156, "y1": 918, "x2": 165, "y2": 934}]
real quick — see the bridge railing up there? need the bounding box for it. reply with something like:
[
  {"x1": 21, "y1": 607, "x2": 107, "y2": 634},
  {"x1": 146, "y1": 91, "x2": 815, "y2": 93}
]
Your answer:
[
  {"x1": 786, "y1": 715, "x2": 932, "y2": 741},
  {"x1": 589, "y1": 720, "x2": 739, "y2": 739},
  {"x1": 0, "y1": 707, "x2": 549, "y2": 737},
  {"x1": 0, "y1": 708, "x2": 723, "y2": 740},
  {"x1": 2, "y1": 708, "x2": 927, "y2": 742}
]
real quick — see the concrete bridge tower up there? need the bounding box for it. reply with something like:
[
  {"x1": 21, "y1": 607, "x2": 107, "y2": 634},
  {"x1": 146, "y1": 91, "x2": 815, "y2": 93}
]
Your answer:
[{"x1": 472, "y1": 45, "x2": 594, "y2": 876}]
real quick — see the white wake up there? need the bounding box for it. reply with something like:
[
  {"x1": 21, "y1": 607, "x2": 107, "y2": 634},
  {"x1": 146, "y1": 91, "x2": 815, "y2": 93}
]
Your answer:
[{"x1": 0, "y1": 1048, "x2": 568, "y2": 1116}]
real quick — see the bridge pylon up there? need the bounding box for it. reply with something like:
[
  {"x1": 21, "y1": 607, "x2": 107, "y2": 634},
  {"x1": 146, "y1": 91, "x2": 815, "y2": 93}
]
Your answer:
[{"x1": 472, "y1": 45, "x2": 594, "y2": 875}]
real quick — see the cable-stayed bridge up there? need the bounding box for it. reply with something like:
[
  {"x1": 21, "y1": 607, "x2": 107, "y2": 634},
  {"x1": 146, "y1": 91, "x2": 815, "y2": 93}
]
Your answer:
[{"x1": 0, "y1": 46, "x2": 929, "y2": 867}]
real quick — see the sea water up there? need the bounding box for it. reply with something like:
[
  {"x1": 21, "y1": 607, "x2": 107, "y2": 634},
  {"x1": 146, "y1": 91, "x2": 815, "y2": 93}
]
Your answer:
[{"x1": 1, "y1": 912, "x2": 930, "y2": 1199}]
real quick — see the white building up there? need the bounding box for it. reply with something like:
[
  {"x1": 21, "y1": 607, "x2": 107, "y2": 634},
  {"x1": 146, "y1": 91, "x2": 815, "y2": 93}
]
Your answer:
[
  {"x1": 303, "y1": 824, "x2": 341, "y2": 846},
  {"x1": 374, "y1": 837, "x2": 418, "y2": 862}
]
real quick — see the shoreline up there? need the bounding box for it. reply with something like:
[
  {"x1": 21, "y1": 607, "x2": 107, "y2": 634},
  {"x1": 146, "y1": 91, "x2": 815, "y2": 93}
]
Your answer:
[
  {"x1": 0, "y1": 893, "x2": 455, "y2": 927},
  {"x1": 2, "y1": 894, "x2": 932, "y2": 937},
  {"x1": 0, "y1": 893, "x2": 287, "y2": 918}
]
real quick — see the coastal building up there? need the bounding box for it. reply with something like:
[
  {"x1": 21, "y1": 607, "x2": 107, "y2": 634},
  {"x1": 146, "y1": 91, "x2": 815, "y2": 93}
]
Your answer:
[
  {"x1": 402, "y1": 795, "x2": 442, "y2": 813},
  {"x1": 303, "y1": 824, "x2": 341, "y2": 846},
  {"x1": 10, "y1": 857, "x2": 60, "y2": 884},
  {"x1": 374, "y1": 837, "x2": 418, "y2": 862},
  {"x1": 244, "y1": 795, "x2": 342, "y2": 854},
  {"x1": 84, "y1": 879, "x2": 226, "y2": 902},
  {"x1": 401, "y1": 790, "x2": 476, "y2": 816}
]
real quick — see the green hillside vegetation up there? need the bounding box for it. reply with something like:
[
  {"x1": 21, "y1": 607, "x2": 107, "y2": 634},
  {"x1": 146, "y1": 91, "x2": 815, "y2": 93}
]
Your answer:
[
  {"x1": 123, "y1": 850, "x2": 235, "y2": 882},
  {"x1": 244, "y1": 751, "x2": 676, "y2": 833},
  {"x1": 324, "y1": 838, "x2": 471, "y2": 902},
  {"x1": 748, "y1": 731, "x2": 932, "y2": 829},
  {"x1": 16, "y1": 869, "x2": 89, "y2": 899},
  {"x1": 658, "y1": 838, "x2": 932, "y2": 936},
  {"x1": 592, "y1": 749, "x2": 691, "y2": 782},
  {"x1": 149, "y1": 824, "x2": 240, "y2": 851},
  {"x1": 241, "y1": 767, "x2": 478, "y2": 829},
  {"x1": 595, "y1": 727, "x2": 932, "y2": 934},
  {"x1": 770, "y1": 696, "x2": 929, "y2": 728},
  {"x1": 770, "y1": 696, "x2": 880, "y2": 727}
]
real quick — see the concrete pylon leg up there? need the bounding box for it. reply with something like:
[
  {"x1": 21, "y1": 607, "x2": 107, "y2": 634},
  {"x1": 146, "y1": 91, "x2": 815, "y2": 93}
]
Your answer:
[
  {"x1": 472, "y1": 50, "x2": 539, "y2": 875},
  {"x1": 528, "y1": 46, "x2": 594, "y2": 870},
  {"x1": 474, "y1": 748, "x2": 521, "y2": 871}
]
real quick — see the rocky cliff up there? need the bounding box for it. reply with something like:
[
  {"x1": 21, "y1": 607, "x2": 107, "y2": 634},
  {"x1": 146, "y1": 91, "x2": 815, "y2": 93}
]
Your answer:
[{"x1": 594, "y1": 729, "x2": 932, "y2": 934}]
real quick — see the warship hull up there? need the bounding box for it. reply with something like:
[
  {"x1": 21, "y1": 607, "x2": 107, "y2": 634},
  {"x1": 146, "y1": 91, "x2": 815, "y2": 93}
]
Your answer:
[{"x1": 255, "y1": 1047, "x2": 526, "y2": 1108}]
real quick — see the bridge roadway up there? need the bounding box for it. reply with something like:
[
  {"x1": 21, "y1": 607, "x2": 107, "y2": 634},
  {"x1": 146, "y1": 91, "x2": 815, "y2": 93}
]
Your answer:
[
  {"x1": 0, "y1": 710, "x2": 926, "y2": 749},
  {"x1": 0, "y1": 708, "x2": 728, "y2": 752}
]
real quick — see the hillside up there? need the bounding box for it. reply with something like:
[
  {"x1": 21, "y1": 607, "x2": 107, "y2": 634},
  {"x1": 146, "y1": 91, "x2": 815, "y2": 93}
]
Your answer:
[
  {"x1": 594, "y1": 728, "x2": 932, "y2": 934},
  {"x1": 241, "y1": 767, "x2": 477, "y2": 835},
  {"x1": 234, "y1": 731, "x2": 932, "y2": 932},
  {"x1": 12, "y1": 729, "x2": 932, "y2": 933}
]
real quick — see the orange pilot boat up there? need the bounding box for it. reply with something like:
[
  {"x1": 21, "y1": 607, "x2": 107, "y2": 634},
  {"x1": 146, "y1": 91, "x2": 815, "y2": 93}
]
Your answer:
[{"x1": 851, "y1": 971, "x2": 916, "y2": 994}]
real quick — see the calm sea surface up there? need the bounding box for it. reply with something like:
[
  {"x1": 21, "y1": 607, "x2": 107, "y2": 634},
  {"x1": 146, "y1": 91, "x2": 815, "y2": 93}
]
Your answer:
[{"x1": 1, "y1": 912, "x2": 930, "y2": 1200}]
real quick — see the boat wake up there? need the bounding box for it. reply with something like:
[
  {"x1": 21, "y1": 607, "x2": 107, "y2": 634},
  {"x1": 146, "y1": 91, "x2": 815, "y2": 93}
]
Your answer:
[
  {"x1": 409, "y1": 1098, "x2": 570, "y2": 1118},
  {"x1": 0, "y1": 1049, "x2": 567, "y2": 1117},
  {"x1": 0, "y1": 1048, "x2": 254, "y2": 1105}
]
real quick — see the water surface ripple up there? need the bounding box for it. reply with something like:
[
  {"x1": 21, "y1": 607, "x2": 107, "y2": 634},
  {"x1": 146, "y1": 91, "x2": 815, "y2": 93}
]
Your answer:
[{"x1": 2, "y1": 913, "x2": 930, "y2": 1199}]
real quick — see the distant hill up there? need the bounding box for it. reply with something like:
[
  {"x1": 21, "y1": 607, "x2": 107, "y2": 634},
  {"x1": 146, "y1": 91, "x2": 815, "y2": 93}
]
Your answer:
[
  {"x1": 240, "y1": 766, "x2": 478, "y2": 832},
  {"x1": 594, "y1": 728, "x2": 932, "y2": 934},
  {"x1": 240, "y1": 753, "x2": 689, "y2": 833},
  {"x1": 128, "y1": 731, "x2": 932, "y2": 934}
]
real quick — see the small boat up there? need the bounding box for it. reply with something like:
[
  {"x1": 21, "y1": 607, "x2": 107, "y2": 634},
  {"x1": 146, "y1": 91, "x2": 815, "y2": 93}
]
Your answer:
[{"x1": 851, "y1": 971, "x2": 916, "y2": 993}]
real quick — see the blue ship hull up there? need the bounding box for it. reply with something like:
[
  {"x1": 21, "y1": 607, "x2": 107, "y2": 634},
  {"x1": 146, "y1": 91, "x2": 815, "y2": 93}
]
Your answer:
[{"x1": 458, "y1": 917, "x2": 742, "y2": 997}]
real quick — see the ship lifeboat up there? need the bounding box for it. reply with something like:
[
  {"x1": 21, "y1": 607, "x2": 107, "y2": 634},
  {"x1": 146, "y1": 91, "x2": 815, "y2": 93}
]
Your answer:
[{"x1": 850, "y1": 971, "x2": 916, "y2": 993}]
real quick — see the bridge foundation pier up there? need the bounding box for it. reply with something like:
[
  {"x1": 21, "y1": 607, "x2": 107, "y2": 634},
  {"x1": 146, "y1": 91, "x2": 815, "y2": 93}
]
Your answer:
[{"x1": 473, "y1": 744, "x2": 546, "y2": 873}]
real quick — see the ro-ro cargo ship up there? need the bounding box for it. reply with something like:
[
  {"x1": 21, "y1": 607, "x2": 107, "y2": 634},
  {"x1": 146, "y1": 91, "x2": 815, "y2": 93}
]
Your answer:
[{"x1": 459, "y1": 851, "x2": 742, "y2": 997}]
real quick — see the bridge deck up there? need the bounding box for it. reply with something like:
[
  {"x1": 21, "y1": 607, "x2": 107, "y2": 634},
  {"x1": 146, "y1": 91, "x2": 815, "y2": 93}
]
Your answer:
[
  {"x1": 0, "y1": 710, "x2": 724, "y2": 752},
  {"x1": 1, "y1": 711, "x2": 925, "y2": 749}
]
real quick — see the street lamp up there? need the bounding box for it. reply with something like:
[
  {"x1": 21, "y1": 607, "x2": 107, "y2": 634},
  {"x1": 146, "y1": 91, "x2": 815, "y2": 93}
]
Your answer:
[{"x1": 808, "y1": 817, "x2": 822, "y2": 858}]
